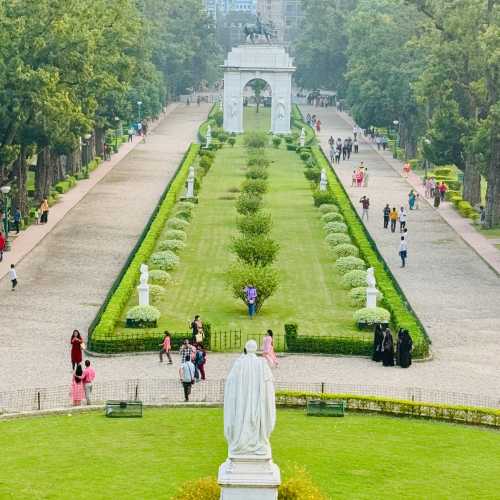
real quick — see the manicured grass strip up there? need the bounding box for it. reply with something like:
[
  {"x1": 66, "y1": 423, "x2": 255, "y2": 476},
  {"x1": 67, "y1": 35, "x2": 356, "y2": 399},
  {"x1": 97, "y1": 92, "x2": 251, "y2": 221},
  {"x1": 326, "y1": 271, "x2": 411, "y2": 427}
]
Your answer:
[
  {"x1": 1, "y1": 408, "x2": 499, "y2": 499},
  {"x1": 89, "y1": 144, "x2": 199, "y2": 342}
]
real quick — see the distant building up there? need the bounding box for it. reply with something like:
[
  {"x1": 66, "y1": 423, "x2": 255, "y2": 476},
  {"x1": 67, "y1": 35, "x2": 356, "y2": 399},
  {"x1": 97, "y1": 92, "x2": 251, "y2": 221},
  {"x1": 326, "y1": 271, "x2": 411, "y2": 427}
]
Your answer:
[
  {"x1": 205, "y1": 0, "x2": 256, "y2": 19},
  {"x1": 256, "y1": 0, "x2": 302, "y2": 44}
]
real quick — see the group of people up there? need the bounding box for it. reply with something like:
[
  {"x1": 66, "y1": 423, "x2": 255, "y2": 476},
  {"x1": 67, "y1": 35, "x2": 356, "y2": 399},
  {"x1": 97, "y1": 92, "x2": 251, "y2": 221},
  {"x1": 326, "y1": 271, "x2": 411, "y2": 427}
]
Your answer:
[
  {"x1": 372, "y1": 324, "x2": 413, "y2": 368},
  {"x1": 70, "y1": 330, "x2": 96, "y2": 406},
  {"x1": 127, "y1": 120, "x2": 149, "y2": 143},
  {"x1": 178, "y1": 337, "x2": 208, "y2": 401},
  {"x1": 329, "y1": 136, "x2": 359, "y2": 164},
  {"x1": 423, "y1": 178, "x2": 448, "y2": 208},
  {"x1": 351, "y1": 162, "x2": 368, "y2": 187},
  {"x1": 305, "y1": 113, "x2": 322, "y2": 133},
  {"x1": 366, "y1": 130, "x2": 389, "y2": 151},
  {"x1": 382, "y1": 205, "x2": 410, "y2": 267}
]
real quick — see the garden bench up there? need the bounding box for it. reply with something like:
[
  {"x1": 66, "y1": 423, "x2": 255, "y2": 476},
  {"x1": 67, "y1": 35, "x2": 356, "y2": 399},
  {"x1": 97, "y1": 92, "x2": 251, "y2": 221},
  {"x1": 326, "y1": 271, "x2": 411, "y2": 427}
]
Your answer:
[
  {"x1": 105, "y1": 400, "x2": 143, "y2": 418},
  {"x1": 306, "y1": 399, "x2": 346, "y2": 417}
]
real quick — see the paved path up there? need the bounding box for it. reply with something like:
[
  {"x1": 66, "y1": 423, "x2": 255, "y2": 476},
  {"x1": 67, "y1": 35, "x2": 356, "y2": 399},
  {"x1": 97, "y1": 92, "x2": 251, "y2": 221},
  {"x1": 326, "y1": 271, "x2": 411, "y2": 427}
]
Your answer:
[{"x1": 0, "y1": 103, "x2": 210, "y2": 392}]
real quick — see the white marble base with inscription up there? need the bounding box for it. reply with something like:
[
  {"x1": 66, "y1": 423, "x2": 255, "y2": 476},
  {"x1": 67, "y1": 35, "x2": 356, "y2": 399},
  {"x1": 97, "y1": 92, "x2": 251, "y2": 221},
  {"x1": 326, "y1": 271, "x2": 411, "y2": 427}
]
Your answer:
[{"x1": 218, "y1": 454, "x2": 280, "y2": 500}]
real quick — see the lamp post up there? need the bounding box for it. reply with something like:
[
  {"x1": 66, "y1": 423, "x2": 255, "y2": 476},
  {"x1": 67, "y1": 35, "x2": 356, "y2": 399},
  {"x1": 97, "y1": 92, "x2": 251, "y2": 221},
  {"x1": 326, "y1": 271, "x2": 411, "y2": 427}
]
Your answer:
[
  {"x1": 423, "y1": 138, "x2": 431, "y2": 179},
  {"x1": 1, "y1": 185, "x2": 12, "y2": 251},
  {"x1": 137, "y1": 101, "x2": 142, "y2": 124},
  {"x1": 82, "y1": 133, "x2": 92, "y2": 174},
  {"x1": 114, "y1": 116, "x2": 120, "y2": 151},
  {"x1": 392, "y1": 120, "x2": 400, "y2": 159}
]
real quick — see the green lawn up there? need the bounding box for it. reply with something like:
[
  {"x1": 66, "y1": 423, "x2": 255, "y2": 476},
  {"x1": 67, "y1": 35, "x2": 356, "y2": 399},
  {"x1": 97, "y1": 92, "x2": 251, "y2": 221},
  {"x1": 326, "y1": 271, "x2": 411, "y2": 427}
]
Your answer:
[
  {"x1": 117, "y1": 111, "x2": 361, "y2": 342},
  {"x1": 1, "y1": 408, "x2": 499, "y2": 499},
  {"x1": 243, "y1": 105, "x2": 271, "y2": 131}
]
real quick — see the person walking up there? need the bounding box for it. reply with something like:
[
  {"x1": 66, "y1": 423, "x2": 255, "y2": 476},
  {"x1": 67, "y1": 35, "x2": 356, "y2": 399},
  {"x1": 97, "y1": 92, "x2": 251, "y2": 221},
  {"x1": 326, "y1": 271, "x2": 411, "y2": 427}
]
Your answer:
[
  {"x1": 351, "y1": 170, "x2": 357, "y2": 186},
  {"x1": 353, "y1": 138, "x2": 359, "y2": 153},
  {"x1": 402, "y1": 162, "x2": 411, "y2": 178},
  {"x1": 408, "y1": 190, "x2": 416, "y2": 210},
  {"x1": 434, "y1": 189, "x2": 441, "y2": 208},
  {"x1": 0, "y1": 231, "x2": 5, "y2": 262},
  {"x1": 399, "y1": 207, "x2": 407, "y2": 232},
  {"x1": 359, "y1": 196, "x2": 370, "y2": 221},
  {"x1": 328, "y1": 136, "x2": 334, "y2": 148},
  {"x1": 399, "y1": 236, "x2": 408, "y2": 267},
  {"x1": 382, "y1": 136, "x2": 388, "y2": 151},
  {"x1": 82, "y1": 360, "x2": 96, "y2": 405},
  {"x1": 244, "y1": 284, "x2": 257, "y2": 318},
  {"x1": 335, "y1": 145, "x2": 341, "y2": 164},
  {"x1": 179, "y1": 339, "x2": 191, "y2": 362},
  {"x1": 70, "y1": 330, "x2": 84, "y2": 370},
  {"x1": 329, "y1": 145, "x2": 335, "y2": 164},
  {"x1": 315, "y1": 119, "x2": 321, "y2": 133},
  {"x1": 262, "y1": 330, "x2": 278, "y2": 367},
  {"x1": 363, "y1": 167, "x2": 369, "y2": 187},
  {"x1": 438, "y1": 181, "x2": 448, "y2": 201},
  {"x1": 159, "y1": 331, "x2": 173, "y2": 364},
  {"x1": 389, "y1": 207, "x2": 398, "y2": 233},
  {"x1": 40, "y1": 198, "x2": 49, "y2": 224},
  {"x1": 397, "y1": 329, "x2": 413, "y2": 368},
  {"x1": 383, "y1": 204, "x2": 391, "y2": 229},
  {"x1": 375, "y1": 135, "x2": 382, "y2": 150},
  {"x1": 127, "y1": 126, "x2": 134, "y2": 142},
  {"x1": 9, "y1": 264, "x2": 17, "y2": 291},
  {"x1": 71, "y1": 364, "x2": 85, "y2": 406},
  {"x1": 381, "y1": 327, "x2": 395, "y2": 366},
  {"x1": 179, "y1": 356, "x2": 195, "y2": 402},
  {"x1": 13, "y1": 207, "x2": 21, "y2": 234},
  {"x1": 372, "y1": 324, "x2": 383, "y2": 362},
  {"x1": 194, "y1": 344, "x2": 207, "y2": 381},
  {"x1": 190, "y1": 315, "x2": 204, "y2": 344}
]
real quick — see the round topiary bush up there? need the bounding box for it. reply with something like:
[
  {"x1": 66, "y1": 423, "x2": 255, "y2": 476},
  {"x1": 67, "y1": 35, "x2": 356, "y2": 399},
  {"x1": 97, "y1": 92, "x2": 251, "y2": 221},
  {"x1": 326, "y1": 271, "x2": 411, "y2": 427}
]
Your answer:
[
  {"x1": 164, "y1": 229, "x2": 187, "y2": 241},
  {"x1": 174, "y1": 209, "x2": 192, "y2": 221},
  {"x1": 176, "y1": 201, "x2": 195, "y2": 212},
  {"x1": 241, "y1": 178, "x2": 267, "y2": 196},
  {"x1": 138, "y1": 284, "x2": 165, "y2": 304},
  {"x1": 319, "y1": 203, "x2": 340, "y2": 214},
  {"x1": 126, "y1": 305, "x2": 161, "y2": 328},
  {"x1": 332, "y1": 243, "x2": 359, "y2": 259},
  {"x1": 167, "y1": 217, "x2": 189, "y2": 230},
  {"x1": 321, "y1": 212, "x2": 345, "y2": 224},
  {"x1": 341, "y1": 269, "x2": 368, "y2": 289},
  {"x1": 148, "y1": 269, "x2": 171, "y2": 285},
  {"x1": 325, "y1": 233, "x2": 351, "y2": 247},
  {"x1": 236, "y1": 193, "x2": 262, "y2": 215},
  {"x1": 353, "y1": 307, "x2": 391, "y2": 325},
  {"x1": 324, "y1": 221, "x2": 348, "y2": 234},
  {"x1": 158, "y1": 239, "x2": 186, "y2": 253},
  {"x1": 335, "y1": 256, "x2": 366, "y2": 274},
  {"x1": 149, "y1": 250, "x2": 180, "y2": 270},
  {"x1": 349, "y1": 286, "x2": 383, "y2": 307}
]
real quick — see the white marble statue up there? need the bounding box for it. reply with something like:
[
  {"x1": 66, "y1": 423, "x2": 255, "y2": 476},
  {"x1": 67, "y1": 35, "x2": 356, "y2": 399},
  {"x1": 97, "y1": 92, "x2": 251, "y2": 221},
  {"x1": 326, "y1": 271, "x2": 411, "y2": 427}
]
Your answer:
[
  {"x1": 277, "y1": 99, "x2": 286, "y2": 120},
  {"x1": 319, "y1": 169, "x2": 328, "y2": 192},
  {"x1": 366, "y1": 267, "x2": 378, "y2": 308},
  {"x1": 219, "y1": 340, "x2": 280, "y2": 499},
  {"x1": 299, "y1": 128, "x2": 305, "y2": 147},
  {"x1": 206, "y1": 124, "x2": 212, "y2": 148},
  {"x1": 185, "y1": 166, "x2": 195, "y2": 199},
  {"x1": 231, "y1": 98, "x2": 238, "y2": 118},
  {"x1": 138, "y1": 264, "x2": 150, "y2": 306}
]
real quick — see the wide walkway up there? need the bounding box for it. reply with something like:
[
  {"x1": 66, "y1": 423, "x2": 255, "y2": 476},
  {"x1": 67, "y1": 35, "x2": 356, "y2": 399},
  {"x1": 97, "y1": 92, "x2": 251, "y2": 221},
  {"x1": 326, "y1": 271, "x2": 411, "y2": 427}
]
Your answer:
[{"x1": 0, "y1": 103, "x2": 210, "y2": 391}]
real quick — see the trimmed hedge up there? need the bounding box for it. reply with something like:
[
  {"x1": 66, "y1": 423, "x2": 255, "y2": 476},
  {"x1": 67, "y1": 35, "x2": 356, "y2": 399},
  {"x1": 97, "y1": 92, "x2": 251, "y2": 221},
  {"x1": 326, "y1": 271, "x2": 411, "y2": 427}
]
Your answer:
[
  {"x1": 331, "y1": 243, "x2": 359, "y2": 259},
  {"x1": 325, "y1": 233, "x2": 352, "y2": 247},
  {"x1": 275, "y1": 390, "x2": 500, "y2": 428},
  {"x1": 324, "y1": 221, "x2": 348, "y2": 234},
  {"x1": 319, "y1": 203, "x2": 339, "y2": 214},
  {"x1": 310, "y1": 147, "x2": 429, "y2": 357},
  {"x1": 334, "y1": 256, "x2": 366, "y2": 274},
  {"x1": 341, "y1": 269, "x2": 368, "y2": 289},
  {"x1": 89, "y1": 144, "x2": 199, "y2": 341},
  {"x1": 321, "y1": 212, "x2": 345, "y2": 223}
]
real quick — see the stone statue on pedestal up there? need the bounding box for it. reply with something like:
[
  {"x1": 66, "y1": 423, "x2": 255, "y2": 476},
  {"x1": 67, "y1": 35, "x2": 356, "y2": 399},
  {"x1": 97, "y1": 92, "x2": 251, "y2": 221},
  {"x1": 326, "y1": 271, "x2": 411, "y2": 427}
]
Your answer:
[
  {"x1": 218, "y1": 340, "x2": 281, "y2": 499},
  {"x1": 299, "y1": 128, "x2": 305, "y2": 147},
  {"x1": 366, "y1": 267, "x2": 378, "y2": 308},
  {"x1": 137, "y1": 264, "x2": 150, "y2": 306},
  {"x1": 319, "y1": 169, "x2": 328, "y2": 191},
  {"x1": 185, "y1": 166, "x2": 195, "y2": 199}
]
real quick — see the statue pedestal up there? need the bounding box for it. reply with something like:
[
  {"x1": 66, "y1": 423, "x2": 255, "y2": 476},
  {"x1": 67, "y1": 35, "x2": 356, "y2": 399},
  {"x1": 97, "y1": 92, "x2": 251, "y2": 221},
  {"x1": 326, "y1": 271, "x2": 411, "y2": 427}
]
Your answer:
[
  {"x1": 137, "y1": 284, "x2": 150, "y2": 306},
  {"x1": 218, "y1": 454, "x2": 281, "y2": 500},
  {"x1": 366, "y1": 286, "x2": 378, "y2": 309}
]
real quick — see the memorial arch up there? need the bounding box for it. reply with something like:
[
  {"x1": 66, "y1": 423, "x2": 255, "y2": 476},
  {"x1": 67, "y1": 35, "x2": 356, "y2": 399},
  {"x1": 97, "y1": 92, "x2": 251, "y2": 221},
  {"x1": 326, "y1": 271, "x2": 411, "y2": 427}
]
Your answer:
[{"x1": 223, "y1": 45, "x2": 295, "y2": 134}]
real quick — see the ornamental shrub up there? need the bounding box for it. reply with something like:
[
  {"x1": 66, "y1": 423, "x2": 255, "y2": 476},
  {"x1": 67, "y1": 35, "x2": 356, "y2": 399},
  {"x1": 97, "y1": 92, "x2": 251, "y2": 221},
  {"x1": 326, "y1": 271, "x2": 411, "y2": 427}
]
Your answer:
[
  {"x1": 126, "y1": 305, "x2": 161, "y2": 323},
  {"x1": 158, "y1": 239, "x2": 186, "y2": 253},
  {"x1": 173, "y1": 477, "x2": 220, "y2": 500},
  {"x1": 300, "y1": 151, "x2": 311, "y2": 162},
  {"x1": 149, "y1": 250, "x2": 180, "y2": 270},
  {"x1": 212, "y1": 109, "x2": 224, "y2": 127},
  {"x1": 325, "y1": 232, "x2": 351, "y2": 247},
  {"x1": 236, "y1": 193, "x2": 262, "y2": 215},
  {"x1": 341, "y1": 269, "x2": 368, "y2": 289},
  {"x1": 237, "y1": 211, "x2": 272, "y2": 236},
  {"x1": 225, "y1": 262, "x2": 279, "y2": 313},
  {"x1": 246, "y1": 166, "x2": 268, "y2": 180},
  {"x1": 174, "y1": 209, "x2": 192, "y2": 221},
  {"x1": 164, "y1": 229, "x2": 187, "y2": 241},
  {"x1": 243, "y1": 131, "x2": 268, "y2": 149},
  {"x1": 324, "y1": 221, "x2": 348, "y2": 233},
  {"x1": 199, "y1": 156, "x2": 213, "y2": 173},
  {"x1": 304, "y1": 167, "x2": 321, "y2": 183},
  {"x1": 148, "y1": 270, "x2": 171, "y2": 285},
  {"x1": 230, "y1": 235, "x2": 280, "y2": 267},
  {"x1": 272, "y1": 136, "x2": 282, "y2": 148},
  {"x1": 321, "y1": 212, "x2": 345, "y2": 223},
  {"x1": 247, "y1": 156, "x2": 270, "y2": 167},
  {"x1": 353, "y1": 306, "x2": 391, "y2": 325},
  {"x1": 318, "y1": 203, "x2": 339, "y2": 214},
  {"x1": 349, "y1": 286, "x2": 383, "y2": 307},
  {"x1": 218, "y1": 131, "x2": 229, "y2": 143},
  {"x1": 313, "y1": 189, "x2": 335, "y2": 207},
  {"x1": 167, "y1": 217, "x2": 189, "y2": 230},
  {"x1": 335, "y1": 256, "x2": 366, "y2": 274},
  {"x1": 176, "y1": 201, "x2": 195, "y2": 212},
  {"x1": 432, "y1": 167, "x2": 453, "y2": 177},
  {"x1": 228, "y1": 137, "x2": 236, "y2": 147},
  {"x1": 284, "y1": 135, "x2": 293, "y2": 144},
  {"x1": 278, "y1": 470, "x2": 327, "y2": 500},
  {"x1": 241, "y1": 178, "x2": 268, "y2": 196},
  {"x1": 332, "y1": 243, "x2": 359, "y2": 259},
  {"x1": 457, "y1": 200, "x2": 474, "y2": 217},
  {"x1": 144, "y1": 284, "x2": 165, "y2": 304}
]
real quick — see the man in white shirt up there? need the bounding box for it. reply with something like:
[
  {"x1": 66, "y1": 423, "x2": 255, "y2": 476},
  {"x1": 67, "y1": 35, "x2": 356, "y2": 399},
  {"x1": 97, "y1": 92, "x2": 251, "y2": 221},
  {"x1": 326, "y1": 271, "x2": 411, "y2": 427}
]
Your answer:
[
  {"x1": 179, "y1": 357, "x2": 195, "y2": 402},
  {"x1": 399, "y1": 236, "x2": 408, "y2": 268},
  {"x1": 399, "y1": 207, "x2": 407, "y2": 232},
  {"x1": 9, "y1": 264, "x2": 17, "y2": 291}
]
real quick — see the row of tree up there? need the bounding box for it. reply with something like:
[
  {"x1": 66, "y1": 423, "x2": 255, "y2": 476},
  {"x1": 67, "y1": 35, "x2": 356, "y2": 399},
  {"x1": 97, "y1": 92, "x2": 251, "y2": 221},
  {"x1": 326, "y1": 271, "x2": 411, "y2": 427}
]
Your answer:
[
  {"x1": 294, "y1": 0, "x2": 500, "y2": 227},
  {"x1": 0, "y1": 0, "x2": 219, "y2": 216}
]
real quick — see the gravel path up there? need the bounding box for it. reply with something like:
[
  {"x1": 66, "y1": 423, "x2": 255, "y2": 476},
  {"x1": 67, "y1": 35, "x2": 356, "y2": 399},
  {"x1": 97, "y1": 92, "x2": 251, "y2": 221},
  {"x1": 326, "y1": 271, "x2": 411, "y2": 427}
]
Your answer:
[{"x1": 1, "y1": 103, "x2": 499, "y2": 405}]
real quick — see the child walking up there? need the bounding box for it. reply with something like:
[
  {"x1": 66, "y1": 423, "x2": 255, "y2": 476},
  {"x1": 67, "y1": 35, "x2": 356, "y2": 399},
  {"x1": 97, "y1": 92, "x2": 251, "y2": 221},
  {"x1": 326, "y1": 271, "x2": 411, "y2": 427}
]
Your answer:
[{"x1": 9, "y1": 264, "x2": 17, "y2": 291}]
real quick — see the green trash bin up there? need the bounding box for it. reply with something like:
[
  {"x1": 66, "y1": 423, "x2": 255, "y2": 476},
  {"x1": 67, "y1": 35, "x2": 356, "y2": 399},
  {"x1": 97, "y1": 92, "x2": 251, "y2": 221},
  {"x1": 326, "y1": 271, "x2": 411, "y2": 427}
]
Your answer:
[
  {"x1": 105, "y1": 400, "x2": 143, "y2": 418},
  {"x1": 306, "y1": 399, "x2": 346, "y2": 417}
]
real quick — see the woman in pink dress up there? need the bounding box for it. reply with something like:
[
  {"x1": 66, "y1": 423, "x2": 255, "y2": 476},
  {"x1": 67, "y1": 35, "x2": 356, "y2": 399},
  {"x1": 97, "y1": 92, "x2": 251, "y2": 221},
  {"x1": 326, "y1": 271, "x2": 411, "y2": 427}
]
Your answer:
[
  {"x1": 356, "y1": 169, "x2": 364, "y2": 187},
  {"x1": 262, "y1": 330, "x2": 279, "y2": 368},
  {"x1": 71, "y1": 364, "x2": 85, "y2": 406}
]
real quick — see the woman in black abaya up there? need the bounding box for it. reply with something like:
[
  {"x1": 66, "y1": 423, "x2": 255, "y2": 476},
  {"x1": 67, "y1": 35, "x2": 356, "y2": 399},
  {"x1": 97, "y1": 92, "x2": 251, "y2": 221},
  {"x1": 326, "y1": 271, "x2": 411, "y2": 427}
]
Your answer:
[
  {"x1": 398, "y1": 329, "x2": 413, "y2": 368},
  {"x1": 381, "y1": 327, "x2": 395, "y2": 366},
  {"x1": 372, "y1": 324, "x2": 383, "y2": 362}
]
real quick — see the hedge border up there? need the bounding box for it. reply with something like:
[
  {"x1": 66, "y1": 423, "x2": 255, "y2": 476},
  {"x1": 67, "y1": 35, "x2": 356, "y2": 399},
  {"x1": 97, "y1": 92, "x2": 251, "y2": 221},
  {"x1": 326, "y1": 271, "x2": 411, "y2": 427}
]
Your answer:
[
  {"x1": 276, "y1": 391, "x2": 500, "y2": 428},
  {"x1": 87, "y1": 143, "x2": 200, "y2": 348}
]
